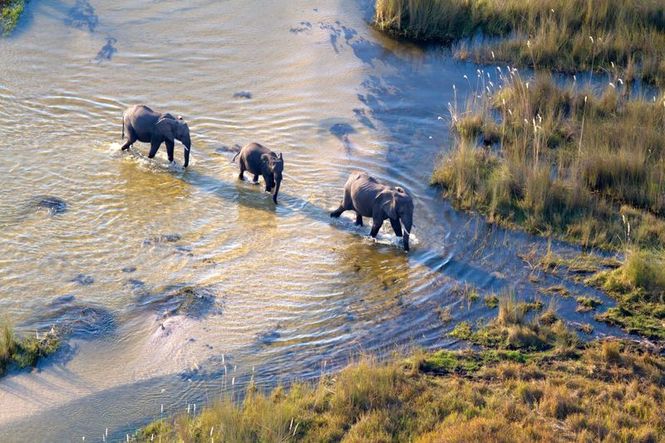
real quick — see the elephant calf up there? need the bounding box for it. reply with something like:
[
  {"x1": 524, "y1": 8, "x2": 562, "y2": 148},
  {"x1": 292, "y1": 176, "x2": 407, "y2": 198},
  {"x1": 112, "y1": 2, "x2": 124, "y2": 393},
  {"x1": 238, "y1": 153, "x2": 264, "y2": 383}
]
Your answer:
[
  {"x1": 232, "y1": 143, "x2": 284, "y2": 204},
  {"x1": 121, "y1": 105, "x2": 192, "y2": 167},
  {"x1": 330, "y1": 172, "x2": 414, "y2": 251}
]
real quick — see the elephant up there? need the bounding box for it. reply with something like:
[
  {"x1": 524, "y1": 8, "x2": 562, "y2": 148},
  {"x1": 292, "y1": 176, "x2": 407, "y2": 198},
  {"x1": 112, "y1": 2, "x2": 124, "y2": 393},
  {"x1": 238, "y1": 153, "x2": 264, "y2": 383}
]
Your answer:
[
  {"x1": 120, "y1": 104, "x2": 191, "y2": 167},
  {"x1": 232, "y1": 143, "x2": 284, "y2": 204},
  {"x1": 330, "y1": 172, "x2": 414, "y2": 251}
]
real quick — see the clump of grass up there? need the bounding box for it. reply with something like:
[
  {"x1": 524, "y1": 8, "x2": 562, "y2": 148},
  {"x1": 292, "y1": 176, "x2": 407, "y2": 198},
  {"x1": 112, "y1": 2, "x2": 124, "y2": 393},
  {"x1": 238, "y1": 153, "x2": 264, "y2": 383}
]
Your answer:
[
  {"x1": 0, "y1": 320, "x2": 60, "y2": 376},
  {"x1": 139, "y1": 340, "x2": 665, "y2": 442},
  {"x1": 375, "y1": 0, "x2": 665, "y2": 86},
  {"x1": 576, "y1": 296, "x2": 602, "y2": 313},
  {"x1": 541, "y1": 285, "x2": 571, "y2": 297},
  {"x1": 588, "y1": 249, "x2": 665, "y2": 339},
  {"x1": 577, "y1": 323, "x2": 594, "y2": 334},
  {"x1": 484, "y1": 294, "x2": 499, "y2": 308},
  {"x1": 0, "y1": 0, "x2": 25, "y2": 35},
  {"x1": 437, "y1": 306, "x2": 453, "y2": 323},
  {"x1": 449, "y1": 321, "x2": 473, "y2": 341},
  {"x1": 449, "y1": 294, "x2": 578, "y2": 352}
]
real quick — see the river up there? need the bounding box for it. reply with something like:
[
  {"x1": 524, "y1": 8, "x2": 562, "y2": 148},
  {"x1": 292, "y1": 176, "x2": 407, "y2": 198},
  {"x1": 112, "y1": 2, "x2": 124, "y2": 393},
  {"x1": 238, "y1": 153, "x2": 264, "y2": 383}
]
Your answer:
[{"x1": 0, "y1": 0, "x2": 625, "y2": 440}]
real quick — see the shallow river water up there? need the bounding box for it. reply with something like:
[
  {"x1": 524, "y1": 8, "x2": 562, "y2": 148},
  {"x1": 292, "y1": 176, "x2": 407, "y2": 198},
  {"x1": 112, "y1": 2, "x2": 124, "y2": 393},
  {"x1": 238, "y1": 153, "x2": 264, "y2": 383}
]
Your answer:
[{"x1": 0, "y1": 0, "x2": 628, "y2": 440}]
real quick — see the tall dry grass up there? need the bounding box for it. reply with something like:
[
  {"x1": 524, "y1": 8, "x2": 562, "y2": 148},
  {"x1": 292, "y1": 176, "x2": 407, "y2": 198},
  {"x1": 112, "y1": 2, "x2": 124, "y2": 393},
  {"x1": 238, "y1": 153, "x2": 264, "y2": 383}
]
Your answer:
[
  {"x1": 432, "y1": 72, "x2": 665, "y2": 251},
  {"x1": 138, "y1": 339, "x2": 665, "y2": 442},
  {"x1": 375, "y1": 0, "x2": 665, "y2": 85}
]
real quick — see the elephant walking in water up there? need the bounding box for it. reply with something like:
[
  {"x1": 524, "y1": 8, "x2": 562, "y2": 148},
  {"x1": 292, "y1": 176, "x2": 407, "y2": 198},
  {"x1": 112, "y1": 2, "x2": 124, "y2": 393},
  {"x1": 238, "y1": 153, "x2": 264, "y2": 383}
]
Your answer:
[
  {"x1": 233, "y1": 143, "x2": 284, "y2": 204},
  {"x1": 330, "y1": 172, "x2": 414, "y2": 251},
  {"x1": 121, "y1": 105, "x2": 192, "y2": 167}
]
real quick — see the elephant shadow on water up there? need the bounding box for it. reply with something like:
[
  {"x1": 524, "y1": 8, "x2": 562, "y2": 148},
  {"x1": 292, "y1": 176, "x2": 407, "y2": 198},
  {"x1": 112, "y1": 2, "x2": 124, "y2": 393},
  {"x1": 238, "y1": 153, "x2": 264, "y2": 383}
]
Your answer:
[{"x1": 180, "y1": 168, "x2": 503, "y2": 289}]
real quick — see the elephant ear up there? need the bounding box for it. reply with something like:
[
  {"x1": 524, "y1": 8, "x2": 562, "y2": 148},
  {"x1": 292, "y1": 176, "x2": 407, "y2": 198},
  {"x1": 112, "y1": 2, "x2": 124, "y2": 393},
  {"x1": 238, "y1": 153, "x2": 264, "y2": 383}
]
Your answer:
[
  {"x1": 380, "y1": 191, "x2": 398, "y2": 219},
  {"x1": 155, "y1": 117, "x2": 176, "y2": 142}
]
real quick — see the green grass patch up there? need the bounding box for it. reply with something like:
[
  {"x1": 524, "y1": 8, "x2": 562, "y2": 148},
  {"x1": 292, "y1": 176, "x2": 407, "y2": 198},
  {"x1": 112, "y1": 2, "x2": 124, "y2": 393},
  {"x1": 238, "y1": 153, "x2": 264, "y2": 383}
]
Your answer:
[
  {"x1": 450, "y1": 294, "x2": 578, "y2": 352},
  {"x1": 374, "y1": 0, "x2": 665, "y2": 86},
  {"x1": 0, "y1": 0, "x2": 25, "y2": 35},
  {"x1": 576, "y1": 296, "x2": 603, "y2": 313},
  {"x1": 586, "y1": 249, "x2": 665, "y2": 339},
  {"x1": 0, "y1": 320, "x2": 60, "y2": 376}
]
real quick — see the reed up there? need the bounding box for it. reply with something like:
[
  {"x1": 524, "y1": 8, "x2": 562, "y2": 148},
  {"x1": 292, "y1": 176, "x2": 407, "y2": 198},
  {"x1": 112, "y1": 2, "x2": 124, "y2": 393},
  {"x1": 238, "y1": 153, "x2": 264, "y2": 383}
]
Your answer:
[{"x1": 374, "y1": 0, "x2": 665, "y2": 85}]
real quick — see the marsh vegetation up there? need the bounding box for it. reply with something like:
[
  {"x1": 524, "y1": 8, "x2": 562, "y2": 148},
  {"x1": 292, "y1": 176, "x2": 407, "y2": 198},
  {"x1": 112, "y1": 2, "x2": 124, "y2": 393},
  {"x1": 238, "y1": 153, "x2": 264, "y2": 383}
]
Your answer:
[
  {"x1": 374, "y1": 0, "x2": 665, "y2": 86},
  {"x1": 431, "y1": 70, "x2": 665, "y2": 338},
  {"x1": 139, "y1": 302, "x2": 665, "y2": 442}
]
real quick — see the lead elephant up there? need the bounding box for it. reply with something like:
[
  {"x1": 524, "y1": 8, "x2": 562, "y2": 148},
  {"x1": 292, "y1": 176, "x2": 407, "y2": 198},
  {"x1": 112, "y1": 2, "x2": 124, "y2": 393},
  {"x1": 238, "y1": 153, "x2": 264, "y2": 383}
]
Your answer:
[
  {"x1": 232, "y1": 143, "x2": 284, "y2": 204},
  {"x1": 120, "y1": 105, "x2": 192, "y2": 167},
  {"x1": 330, "y1": 172, "x2": 414, "y2": 251}
]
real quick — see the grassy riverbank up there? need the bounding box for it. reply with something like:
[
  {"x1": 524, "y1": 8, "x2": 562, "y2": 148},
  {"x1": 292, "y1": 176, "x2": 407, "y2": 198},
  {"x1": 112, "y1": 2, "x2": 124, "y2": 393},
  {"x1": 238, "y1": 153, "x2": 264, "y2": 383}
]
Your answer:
[
  {"x1": 138, "y1": 302, "x2": 664, "y2": 442},
  {"x1": 431, "y1": 73, "x2": 665, "y2": 339},
  {"x1": 0, "y1": 321, "x2": 59, "y2": 376},
  {"x1": 432, "y1": 74, "x2": 665, "y2": 251},
  {"x1": 0, "y1": 0, "x2": 25, "y2": 35},
  {"x1": 374, "y1": 0, "x2": 665, "y2": 85}
]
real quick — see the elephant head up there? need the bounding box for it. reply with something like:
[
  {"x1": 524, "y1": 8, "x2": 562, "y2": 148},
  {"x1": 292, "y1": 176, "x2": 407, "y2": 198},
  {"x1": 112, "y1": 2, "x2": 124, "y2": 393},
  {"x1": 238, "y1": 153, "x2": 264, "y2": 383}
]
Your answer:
[
  {"x1": 379, "y1": 186, "x2": 414, "y2": 251},
  {"x1": 261, "y1": 152, "x2": 284, "y2": 203},
  {"x1": 156, "y1": 115, "x2": 192, "y2": 167}
]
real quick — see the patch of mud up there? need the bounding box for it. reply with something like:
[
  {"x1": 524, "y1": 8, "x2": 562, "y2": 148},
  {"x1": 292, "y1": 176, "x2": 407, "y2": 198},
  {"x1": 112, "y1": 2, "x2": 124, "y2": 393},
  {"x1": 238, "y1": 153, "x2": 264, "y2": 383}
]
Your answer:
[
  {"x1": 233, "y1": 91, "x2": 252, "y2": 99},
  {"x1": 24, "y1": 295, "x2": 115, "y2": 339},
  {"x1": 125, "y1": 278, "x2": 146, "y2": 290},
  {"x1": 27, "y1": 196, "x2": 67, "y2": 216},
  {"x1": 135, "y1": 284, "x2": 222, "y2": 320},
  {"x1": 215, "y1": 144, "x2": 242, "y2": 155},
  {"x1": 65, "y1": 0, "x2": 99, "y2": 32},
  {"x1": 142, "y1": 233, "x2": 182, "y2": 246},
  {"x1": 70, "y1": 274, "x2": 94, "y2": 286},
  {"x1": 257, "y1": 328, "x2": 281, "y2": 345},
  {"x1": 95, "y1": 37, "x2": 117, "y2": 62},
  {"x1": 289, "y1": 21, "x2": 312, "y2": 33}
]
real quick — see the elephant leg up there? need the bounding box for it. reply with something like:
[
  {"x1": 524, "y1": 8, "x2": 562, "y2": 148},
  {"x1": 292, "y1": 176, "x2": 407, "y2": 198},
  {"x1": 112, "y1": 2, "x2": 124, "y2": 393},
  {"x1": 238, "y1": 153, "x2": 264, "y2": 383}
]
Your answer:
[
  {"x1": 330, "y1": 204, "x2": 346, "y2": 218},
  {"x1": 252, "y1": 174, "x2": 259, "y2": 183},
  {"x1": 165, "y1": 139, "x2": 175, "y2": 163},
  {"x1": 370, "y1": 212, "x2": 384, "y2": 237},
  {"x1": 121, "y1": 127, "x2": 137, "y2": 150},
  {"x1": 370, "y1": 221, "x2": 382, "y2": 238},
  {"x1": 238, "y1": 160, "x2": 246, "y2": 180},
  {"x1": 263, "y1": 174, "x2": 272, "y2": 192},
  {"x1": 355, "y1": 213, "x2": 363, "y2": 226},
  {"x1": 389, "y1": 218, "x2": 403, "y2": 237},
  {"x1": 148, "y1": 137, "x2": 162, "y2": 158}
]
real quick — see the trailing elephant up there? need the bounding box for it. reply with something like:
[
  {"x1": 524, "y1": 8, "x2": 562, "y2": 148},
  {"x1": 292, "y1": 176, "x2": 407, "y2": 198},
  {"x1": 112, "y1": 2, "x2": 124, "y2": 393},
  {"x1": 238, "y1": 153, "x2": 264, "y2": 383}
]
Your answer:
[
  {"x1": 120, "y1": 105, "x2": 192, "y2": 167},
  {"x1": 330, "y1": 172, "x2": 414, "y2": 251},
  {"x1": 232, "y1": 143, "x2": 284, "y2": 204}
]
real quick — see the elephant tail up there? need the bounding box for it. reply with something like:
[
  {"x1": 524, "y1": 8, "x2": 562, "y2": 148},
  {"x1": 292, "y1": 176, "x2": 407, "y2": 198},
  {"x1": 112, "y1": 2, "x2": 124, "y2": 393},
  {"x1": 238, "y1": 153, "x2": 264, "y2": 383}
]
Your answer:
[{"x1": 231, "y1": 151, "x2": 240, "y2": 163}]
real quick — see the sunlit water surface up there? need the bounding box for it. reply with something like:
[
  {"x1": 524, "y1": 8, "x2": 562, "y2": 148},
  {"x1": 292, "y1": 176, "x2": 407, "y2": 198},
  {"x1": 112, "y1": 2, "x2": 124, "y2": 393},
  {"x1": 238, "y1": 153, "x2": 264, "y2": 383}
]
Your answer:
[{"x1": 0, "y1": 0, "x2": 626, "y2": 440}]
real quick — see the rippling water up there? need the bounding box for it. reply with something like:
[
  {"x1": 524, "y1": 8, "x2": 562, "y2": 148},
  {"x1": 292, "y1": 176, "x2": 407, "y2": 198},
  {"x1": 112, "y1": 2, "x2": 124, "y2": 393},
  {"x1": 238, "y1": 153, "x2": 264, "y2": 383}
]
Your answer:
[{"x1": 0, "y1": 0, "x2": 627, "y2": 440}]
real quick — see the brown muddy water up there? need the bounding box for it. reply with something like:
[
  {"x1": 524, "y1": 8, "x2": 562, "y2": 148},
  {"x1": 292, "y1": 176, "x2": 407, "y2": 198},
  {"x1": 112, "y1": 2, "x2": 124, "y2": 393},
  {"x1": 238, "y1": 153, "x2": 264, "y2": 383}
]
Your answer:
[{"x1": 0, "y1": 0, "x2": 627, "y2": 440}]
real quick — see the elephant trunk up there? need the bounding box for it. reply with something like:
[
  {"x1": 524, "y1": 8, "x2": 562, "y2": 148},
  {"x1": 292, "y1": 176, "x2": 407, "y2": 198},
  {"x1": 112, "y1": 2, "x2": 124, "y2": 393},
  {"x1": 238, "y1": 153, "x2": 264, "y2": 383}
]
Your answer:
[
  {"x1": 401, "y1": 215, "x2": 413, "y2": 252},
  {"x1": 183, "y1": 142, "x2": 191, "y2": 168},
  {"x1": 183, "y1": 134, "x2": 191, "y2": 168},
  {"x1": 272, "y1": 177, "x2": 281, "y2": 204}
]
